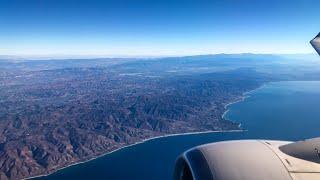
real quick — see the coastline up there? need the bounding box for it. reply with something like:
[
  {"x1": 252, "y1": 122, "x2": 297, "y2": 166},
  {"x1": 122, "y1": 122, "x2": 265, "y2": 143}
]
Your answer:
[
  {"x1": 222, "y1": 83, "x2": 266, "y2": 123},
  {"x1": 27, "y1": 84, "x2": 266, "y2": 180},
  {"x1": 26, "y1": 129, "x2": 244, "y2": 180}
]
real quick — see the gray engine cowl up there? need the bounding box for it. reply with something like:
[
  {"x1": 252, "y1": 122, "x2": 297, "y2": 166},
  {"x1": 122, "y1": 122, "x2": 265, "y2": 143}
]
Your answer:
[{"x1": 173, "y1": 140, "x2": 320, "y2": 180}]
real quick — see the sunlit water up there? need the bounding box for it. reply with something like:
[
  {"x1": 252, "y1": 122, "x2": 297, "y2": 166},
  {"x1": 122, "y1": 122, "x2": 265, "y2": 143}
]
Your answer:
[{"x1": 37, "y1": 81, "x2": 320, "y2": 180}]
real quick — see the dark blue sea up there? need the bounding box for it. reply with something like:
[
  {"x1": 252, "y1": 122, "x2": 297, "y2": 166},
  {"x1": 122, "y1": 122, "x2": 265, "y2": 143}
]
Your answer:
[{"x1": 37, "y1": 81, "x2": 320, "y2": 180}]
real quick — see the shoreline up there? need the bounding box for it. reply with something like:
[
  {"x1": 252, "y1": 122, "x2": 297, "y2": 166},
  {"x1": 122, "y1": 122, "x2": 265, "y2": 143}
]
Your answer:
[
  {"x1": 27, "y1": 129, "x2": 244, "y2": 180},
  {"x1": 222, "y1": 84, "x2": 266, "y2": 121},
  {"x1": 27, "y1": 84, "x2": 266, "y2": 180}
]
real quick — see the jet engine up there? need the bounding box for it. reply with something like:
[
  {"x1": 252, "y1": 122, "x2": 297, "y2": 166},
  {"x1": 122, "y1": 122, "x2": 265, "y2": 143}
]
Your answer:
[{"x1": 173, "y1": 139, "x2": 320, "y2": 180}]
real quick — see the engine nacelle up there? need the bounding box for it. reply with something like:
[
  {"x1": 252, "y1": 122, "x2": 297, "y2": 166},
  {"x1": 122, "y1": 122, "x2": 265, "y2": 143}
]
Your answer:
[{"x1": 173, "y1": 139, "x2": 320, "y2": 180}]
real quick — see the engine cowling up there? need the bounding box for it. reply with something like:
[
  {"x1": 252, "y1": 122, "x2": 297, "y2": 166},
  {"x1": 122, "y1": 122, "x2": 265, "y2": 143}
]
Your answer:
[{"x1": 173, "y1": 139, "x2": 320, "y2": 180}]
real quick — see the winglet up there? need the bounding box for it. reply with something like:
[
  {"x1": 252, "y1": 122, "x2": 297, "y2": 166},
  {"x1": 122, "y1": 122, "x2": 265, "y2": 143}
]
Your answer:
[{"x1": 311, "y1": 33, "x2": 320, "y2": 56}]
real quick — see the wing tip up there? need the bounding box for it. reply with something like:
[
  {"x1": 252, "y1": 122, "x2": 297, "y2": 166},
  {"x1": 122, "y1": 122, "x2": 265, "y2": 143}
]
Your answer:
[{"x1": 311, "y1": 33, "x2": 320, "y2": 56}]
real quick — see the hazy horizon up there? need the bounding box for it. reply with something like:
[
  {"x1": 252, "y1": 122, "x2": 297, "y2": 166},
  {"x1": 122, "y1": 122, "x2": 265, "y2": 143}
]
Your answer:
[{"x1": 0, "y1": 53, "x2": 319, "y2": 61}]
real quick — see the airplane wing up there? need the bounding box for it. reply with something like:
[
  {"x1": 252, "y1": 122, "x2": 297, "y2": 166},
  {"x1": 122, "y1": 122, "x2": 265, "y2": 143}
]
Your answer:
[{"x1": 311, "y1": 32, "x2": 320, "y2": 55}]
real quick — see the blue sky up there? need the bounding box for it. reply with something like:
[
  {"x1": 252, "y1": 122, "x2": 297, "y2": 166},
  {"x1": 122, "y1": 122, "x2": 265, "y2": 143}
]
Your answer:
[{"x1": 1, "y1": 0, "x2": 320, "y2": 57}]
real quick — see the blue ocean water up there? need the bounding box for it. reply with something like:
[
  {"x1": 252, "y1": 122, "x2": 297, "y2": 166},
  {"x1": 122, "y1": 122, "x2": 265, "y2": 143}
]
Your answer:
[{"x1": 36, "y1": 81, "x2": 320, "y2": 180}]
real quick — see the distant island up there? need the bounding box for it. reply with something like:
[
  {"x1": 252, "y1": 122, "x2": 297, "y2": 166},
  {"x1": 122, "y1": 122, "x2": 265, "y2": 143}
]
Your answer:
[{"x1": 0, "y1": 54, "x2": 319, "y2": 179}]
